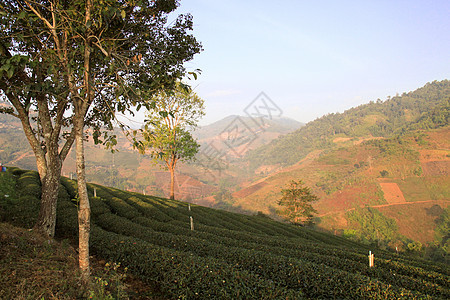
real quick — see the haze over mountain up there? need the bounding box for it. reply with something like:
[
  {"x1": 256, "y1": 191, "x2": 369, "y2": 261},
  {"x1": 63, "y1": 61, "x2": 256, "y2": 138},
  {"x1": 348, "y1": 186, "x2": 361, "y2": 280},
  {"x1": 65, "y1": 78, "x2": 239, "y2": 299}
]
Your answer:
[
  {"x1": 193, "y1": 115, "x2": 303, "y2": 158},
  {"x1": 1, "y1": 80, "x2": 449, "y2": 250},
  {"x1": 0, "y1": 110, "x2": 302, "y2": 203},
  {"x1": 194, "y1": 115, "x2": 303, "y2": 140}
]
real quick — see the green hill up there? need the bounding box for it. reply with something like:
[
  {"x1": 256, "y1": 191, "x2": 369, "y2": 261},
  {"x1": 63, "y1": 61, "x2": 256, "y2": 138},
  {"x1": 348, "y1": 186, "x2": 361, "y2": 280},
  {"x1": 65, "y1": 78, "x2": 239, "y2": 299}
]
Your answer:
[
  {"x1": 1, "y1": 168, "x2": 449, "y2": 299},
  {"x1": 230, "y1": 80, "x2": 449, "y2": 251},
  {"x1": 246, "y1": 80, "x2": 450, "y2": 170},
  {"x1": 232, "y1": 124, "x2": 449, "y2": 252}
]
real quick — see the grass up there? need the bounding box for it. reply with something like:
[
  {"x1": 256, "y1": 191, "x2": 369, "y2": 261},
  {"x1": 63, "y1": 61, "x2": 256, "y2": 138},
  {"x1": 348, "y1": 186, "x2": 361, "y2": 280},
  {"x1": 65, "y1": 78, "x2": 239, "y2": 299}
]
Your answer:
[
  {"x1": 0, "y1": 222, "x2": 82, "y2": 299},
  {"x1": 0, "y1": 222, "x2": 146, "y2": 299},
  {"x1": 0, "y1": 168, "x2": 156, "y2": 299}
]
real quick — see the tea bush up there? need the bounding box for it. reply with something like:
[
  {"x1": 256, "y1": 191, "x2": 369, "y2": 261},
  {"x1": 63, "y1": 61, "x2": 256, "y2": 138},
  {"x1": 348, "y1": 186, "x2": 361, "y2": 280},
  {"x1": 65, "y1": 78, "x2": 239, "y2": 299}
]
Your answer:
[{"x1": 2, "y1": 170, "x2": 448, "y2": 299}]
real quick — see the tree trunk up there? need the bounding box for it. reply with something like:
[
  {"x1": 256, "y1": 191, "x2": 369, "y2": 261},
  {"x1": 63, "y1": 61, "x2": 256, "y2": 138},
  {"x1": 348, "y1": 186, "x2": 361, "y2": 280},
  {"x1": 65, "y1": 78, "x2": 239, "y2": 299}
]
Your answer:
[
  {"x1": 75, "y1": 0, "x2": 93, "y2": 288},
  {"x1": 34, "y1": 155, "x2": 62, "y2": 237},
  {"x1": 169, "y1": 166, "x2": 175, "y2": 200},
  {"x1": 16, "y1": 109, "x2": 64, "y2": 238},
  {"x1": 74, "y1": 117, "x2": 90, "y2": 287}
]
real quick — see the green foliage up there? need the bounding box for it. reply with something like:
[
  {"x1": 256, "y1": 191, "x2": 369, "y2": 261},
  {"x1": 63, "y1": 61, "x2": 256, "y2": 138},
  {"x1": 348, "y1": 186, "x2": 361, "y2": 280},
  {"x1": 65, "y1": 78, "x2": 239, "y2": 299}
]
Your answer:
[
  {"x1": 429, "y1": 206, "x2": 450, "y2": 264},
  {"x1": 246, "y1": 80, "x2": 450, "y2": 170},
  {"x1": 0, "y1": 170, "x2": 41, "y2": 228},
  {"x1": 3, "y1": 168, "x2": 450, "y2": 299},
  {"x1": 88, "y1": 262, "x2": 128, "y2": 300},
  {"x1": 380, "y1": 170, "x2": 389, "y2": 178},
  {"x1": 140, "y1": 83, "x2": 204, "y2": 199},
  {"x1": 346, "y1": 208, "x2": 401, "y2": 245},
  {"x1": 0, "y1": 168, "x2": 17, "y2": 222},
  {"x1": 0, "y1": 167, "x2": 16, "y2": 201},
  {"x1": 140, "y1": 83, "x2": 204, "y2": 168},
  {"x1": 1, "y1": 0, "x2": 203, "y2": 238},
  {"x1": 413, "y1": 166, "x2": 423, "y2": 176},
  {"x1": 17, "y1": 171, "x2": 41, "y2": 198},
  {"x1": 435, "y1": 207, "x2": 450, "y2": 244},
  {"x1": 407, "y1": 100, "x2": 450, "y2": 131},
  {"x1": 143, "y1": 125, "x2": 200, "y2": 168},
  {"x1": 278, "y1": 180, "x2": 318, "y2": 225},
  {"x1": 90, "y1": 227, "x2": 300, "y2": 299}
]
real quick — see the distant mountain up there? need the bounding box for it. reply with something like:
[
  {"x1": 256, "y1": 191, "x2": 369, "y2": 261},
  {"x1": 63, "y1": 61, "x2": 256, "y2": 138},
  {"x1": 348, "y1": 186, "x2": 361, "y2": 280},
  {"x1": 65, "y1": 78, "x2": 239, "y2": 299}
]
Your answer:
[
  {"x1": 0, "y1": 109, "x2": 302, "y2": 205},
  {"x1": 2, "y1": 81, "x2": 449, "y2": 248},
  {"x1": 245, "y1": 80, "x2": 450, "y2": 170},
  {"x1": 193, "y1": 115, "x2": 303, "y2": 158},
  {"x1": 194, "y1": 115, "x2": 303, "y2": 140},
  {"x1": 230, "y1": 80, "x2": 450, "y2": 247}
]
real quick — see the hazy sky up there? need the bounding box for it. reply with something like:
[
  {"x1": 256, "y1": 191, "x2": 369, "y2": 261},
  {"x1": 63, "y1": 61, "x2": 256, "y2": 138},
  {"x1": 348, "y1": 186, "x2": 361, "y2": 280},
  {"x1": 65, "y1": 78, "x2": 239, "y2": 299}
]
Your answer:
[{"x1": 169, "y1": 0, "x2": 450, "y2": 125}]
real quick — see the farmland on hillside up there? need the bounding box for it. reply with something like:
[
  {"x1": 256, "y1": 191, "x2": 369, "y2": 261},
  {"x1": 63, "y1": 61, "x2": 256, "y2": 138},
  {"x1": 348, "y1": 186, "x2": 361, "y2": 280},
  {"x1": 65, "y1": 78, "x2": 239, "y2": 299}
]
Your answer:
[
  {"x1": 233, "y1": 126, "x2": 450, "y2": 246},
  {"x1": 1, "y1": 168, "x2": 449, "y2": 299}
]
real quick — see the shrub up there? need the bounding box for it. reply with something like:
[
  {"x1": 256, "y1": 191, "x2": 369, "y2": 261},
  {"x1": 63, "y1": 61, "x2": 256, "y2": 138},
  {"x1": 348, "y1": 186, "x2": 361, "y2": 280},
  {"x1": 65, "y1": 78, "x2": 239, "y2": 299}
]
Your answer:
[{"x1": 380, "y1": 170, "x2": 389, "y2": 178}]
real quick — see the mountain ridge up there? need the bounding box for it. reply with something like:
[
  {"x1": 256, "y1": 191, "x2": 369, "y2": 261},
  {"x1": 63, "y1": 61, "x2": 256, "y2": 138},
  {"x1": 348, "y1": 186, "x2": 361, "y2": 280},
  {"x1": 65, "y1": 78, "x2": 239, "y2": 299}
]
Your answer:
[{"x1": 245, "y1": 80, "x2": 450, "y2": 170}]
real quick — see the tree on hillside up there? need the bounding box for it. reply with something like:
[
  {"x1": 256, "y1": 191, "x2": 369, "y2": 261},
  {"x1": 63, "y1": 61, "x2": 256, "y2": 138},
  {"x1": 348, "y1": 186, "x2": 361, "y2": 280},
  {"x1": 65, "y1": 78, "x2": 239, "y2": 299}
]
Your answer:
[
  {"x1": 278, "y1": 180, "x2": 318, "y2": 225},
  {"x1": 140, "y1": 83, "x2": 204, "y2": 200},
  {"x1": 1, "y1": 0, "x2": 201, "y2": 286},
  {"x1": 0, "y1": 1, "x2": 75, "y2": 237}
]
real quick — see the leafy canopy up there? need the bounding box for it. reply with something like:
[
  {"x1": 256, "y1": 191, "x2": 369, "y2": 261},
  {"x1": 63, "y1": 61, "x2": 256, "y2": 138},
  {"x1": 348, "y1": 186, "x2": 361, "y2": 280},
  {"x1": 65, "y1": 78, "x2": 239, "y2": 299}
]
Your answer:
[
  {"x1": 140, "y1": 82, "x2": 205, "y2": 168},
  {"x1": 0, "y1": 0, "x2": 203, "y2": 145},
  {"x1": 278, "y1": 180, "x2": 318, "y2": 225}
]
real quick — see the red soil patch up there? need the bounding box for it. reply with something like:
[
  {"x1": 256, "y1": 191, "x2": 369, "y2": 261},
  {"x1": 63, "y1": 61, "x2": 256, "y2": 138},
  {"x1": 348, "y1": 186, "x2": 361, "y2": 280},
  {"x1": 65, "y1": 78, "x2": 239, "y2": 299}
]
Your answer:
[
  {"x1": 315, "y1": 186, "x2": 369, "y2": 215},
  {"x1": 421, "y1": 161, "x2": 450, "y2": 177},
  {"x1": 419, "y1": 149, "x2": 449, "y2": 162},
  {"x1": 377, "y1": 200, "x2": 450, "y2": 243},
  {"x1": 379, "y1": 182, "x2": 406, "y2": 204},
  {"x1": 425, "y1": 127, "x2": 450, "y2": 148},
  {"x1": 319, "y1": 211, "x2": 349, "y2": 229},
  {"x1": 255, "y1": 165, "x2": 280, "y2": 174}
]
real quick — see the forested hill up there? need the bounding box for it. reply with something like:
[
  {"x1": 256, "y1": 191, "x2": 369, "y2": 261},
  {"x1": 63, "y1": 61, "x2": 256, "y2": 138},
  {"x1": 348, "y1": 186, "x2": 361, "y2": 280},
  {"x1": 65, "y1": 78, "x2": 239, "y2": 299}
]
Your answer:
[{"x1": 245, "y1": 80, "x2": 450, "y2": 169}]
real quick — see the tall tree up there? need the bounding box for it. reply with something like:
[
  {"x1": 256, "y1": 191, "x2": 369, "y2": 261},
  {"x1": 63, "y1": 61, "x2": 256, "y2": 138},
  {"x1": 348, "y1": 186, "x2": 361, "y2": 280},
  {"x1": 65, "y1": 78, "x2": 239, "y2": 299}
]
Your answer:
[
  {"x1": 0, "y1": 1, "x2": 75, "y2": 237},
  {"x1": 1, "y1": 0, "x2": 202, "y2": 285},
  {"x1": 141, "y1": 83, "x2": 204, "y2": 200},
  {"x1": 278, "y1": 180, "x2": 318, "y2": 225}
]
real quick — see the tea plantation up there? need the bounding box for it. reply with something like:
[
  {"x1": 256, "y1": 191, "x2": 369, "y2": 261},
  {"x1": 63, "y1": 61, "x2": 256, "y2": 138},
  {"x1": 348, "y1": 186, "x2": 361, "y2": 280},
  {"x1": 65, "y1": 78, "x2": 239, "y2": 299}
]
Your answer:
[{"x1": 1, "y1": 168, "x2": 449, "y2": 299}]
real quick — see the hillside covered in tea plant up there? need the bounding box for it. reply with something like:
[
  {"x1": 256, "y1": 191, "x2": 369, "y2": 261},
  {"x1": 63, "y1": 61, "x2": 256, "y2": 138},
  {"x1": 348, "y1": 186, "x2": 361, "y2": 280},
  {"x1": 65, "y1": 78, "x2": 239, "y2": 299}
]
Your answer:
[{"x1": 1, "y1": 168, "x2": 449, "y2": 299}]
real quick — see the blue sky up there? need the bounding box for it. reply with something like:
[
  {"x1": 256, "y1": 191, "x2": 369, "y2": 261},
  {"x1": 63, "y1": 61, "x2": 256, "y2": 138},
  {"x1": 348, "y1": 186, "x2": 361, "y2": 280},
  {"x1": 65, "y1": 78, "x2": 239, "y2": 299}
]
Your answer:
[{"x1": 172, "y1": 0, "x2": 450, "y2": 125}]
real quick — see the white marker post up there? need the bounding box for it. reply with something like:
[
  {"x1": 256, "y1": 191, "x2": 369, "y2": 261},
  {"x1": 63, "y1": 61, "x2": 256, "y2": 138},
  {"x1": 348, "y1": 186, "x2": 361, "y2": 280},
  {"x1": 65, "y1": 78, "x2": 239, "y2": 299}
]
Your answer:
[
  {"x1": 190, "y1": 216, "x2": 194, "y2": 231},
  {"x1": 368, "y1": 251, "x2": 374, "y2": 267},
  {"x1": 94, "y1": 188, "x2": 97, "y2": 198}
]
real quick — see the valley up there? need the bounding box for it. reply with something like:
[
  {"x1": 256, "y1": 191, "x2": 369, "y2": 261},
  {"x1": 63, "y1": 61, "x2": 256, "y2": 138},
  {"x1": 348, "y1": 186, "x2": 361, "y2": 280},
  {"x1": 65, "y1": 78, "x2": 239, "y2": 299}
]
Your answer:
[{"x1": 1, "y1": 80, "x2": 449, "y2": 252}]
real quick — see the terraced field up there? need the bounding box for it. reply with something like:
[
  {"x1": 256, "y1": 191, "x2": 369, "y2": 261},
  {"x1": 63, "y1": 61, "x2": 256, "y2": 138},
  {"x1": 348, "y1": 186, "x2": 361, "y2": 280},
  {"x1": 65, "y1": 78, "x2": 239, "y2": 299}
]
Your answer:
[{"x1": 1, "y1": 168, "x2": 449, "y2": 299}]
